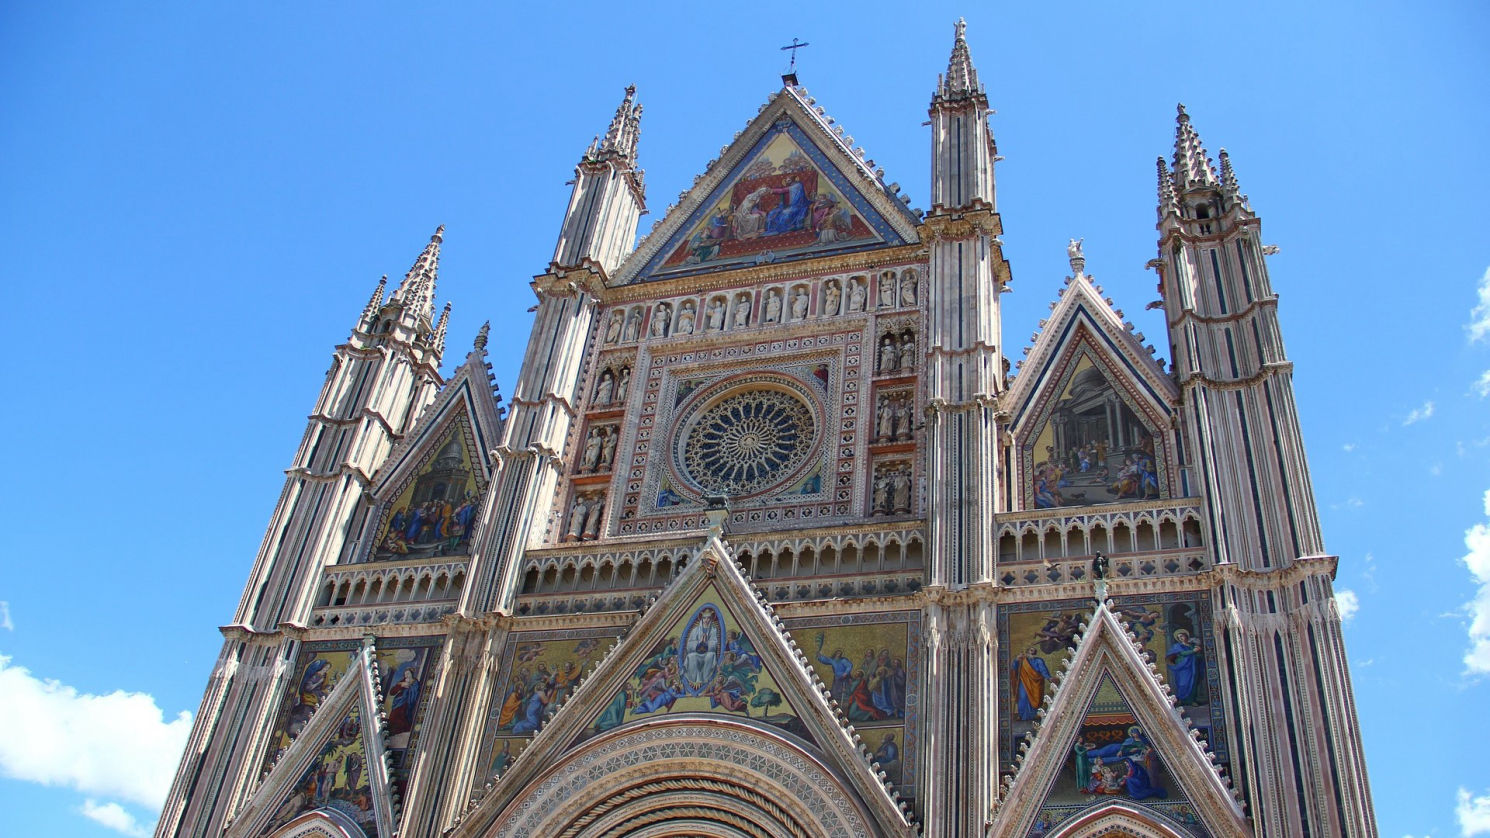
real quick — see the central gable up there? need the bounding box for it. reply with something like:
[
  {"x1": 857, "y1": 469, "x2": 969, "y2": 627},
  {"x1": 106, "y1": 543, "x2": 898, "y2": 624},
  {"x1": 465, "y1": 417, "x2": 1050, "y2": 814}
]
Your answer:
[{"x1": 619, "y1": 88, "x2": 919, "y2": 284}]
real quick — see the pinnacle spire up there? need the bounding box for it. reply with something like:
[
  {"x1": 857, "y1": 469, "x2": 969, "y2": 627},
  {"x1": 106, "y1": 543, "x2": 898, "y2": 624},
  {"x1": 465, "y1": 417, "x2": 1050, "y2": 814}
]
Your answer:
[
  {"x1": 935, "y1": 18, "x2": 982, "y2": 101},
  {"x1": 595, "y1": 85, "x2": 642, "y2": 164},
  {"x1": 1218, "y1": 148, "x2": 1240, "y2": 195},
  {"x1": 473, "y1": 320, "x2": 490, "y2": 352},
  {"x1": 392, "y1": 225, "x2": 443, "y2": 322},
  {"x1": 1156, "y1": 156, "x2": 1179, "y2": 219},
  {"x1": 360, "y1": 274, "x2": 388, "y2": 328},
  {"x1": 432, "y1": 300, "x2": 451, "y2": 356},
  {"x1": 1172, "y1": 104, "x2": 1218, "y2": 189}
]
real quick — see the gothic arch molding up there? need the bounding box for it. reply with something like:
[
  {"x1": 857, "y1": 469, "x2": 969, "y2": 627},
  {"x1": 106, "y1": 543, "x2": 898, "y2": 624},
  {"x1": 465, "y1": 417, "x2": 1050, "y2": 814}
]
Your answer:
[
  {"x1": 482, "y1": 718, "x2": 878, "y2": 838},
  {"x1": 1041, "y1": 800, "x2": 1191, "y2": 838}
]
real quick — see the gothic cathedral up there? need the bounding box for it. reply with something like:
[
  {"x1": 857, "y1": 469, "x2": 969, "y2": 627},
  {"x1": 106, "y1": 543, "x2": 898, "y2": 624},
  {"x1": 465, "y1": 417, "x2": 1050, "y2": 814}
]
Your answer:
[{"x1": 157, "y1": 22, "x2": 1376, "y2": 838}]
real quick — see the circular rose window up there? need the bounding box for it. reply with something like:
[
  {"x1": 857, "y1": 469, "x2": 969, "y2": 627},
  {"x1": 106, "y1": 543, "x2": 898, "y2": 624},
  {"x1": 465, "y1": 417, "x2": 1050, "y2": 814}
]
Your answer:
[{"x1": 677, "y1": 387, "x2": 817, "y2": 498}]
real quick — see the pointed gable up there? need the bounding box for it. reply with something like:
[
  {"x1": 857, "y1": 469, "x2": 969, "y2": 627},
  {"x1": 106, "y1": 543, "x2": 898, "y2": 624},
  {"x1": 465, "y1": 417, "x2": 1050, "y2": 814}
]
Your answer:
[
  {"x1": 450, "y1": 524, "x2": 915, "y2": 837},
  {"x1": 358, "y1": 345, "x2": 504, "y2": 562},
  {"x1": 1007, "y1": 266, "x2": 1181, "y2": 510},
  {"x1": 616, "y1": 86, "x2": 921, "y2": 285},
  {"x1": 992, "y1": 600, "x2": 1246, "y2": 838},
  {"x1": 230, "y1": 642, "x2": 398, "y2": 838}
]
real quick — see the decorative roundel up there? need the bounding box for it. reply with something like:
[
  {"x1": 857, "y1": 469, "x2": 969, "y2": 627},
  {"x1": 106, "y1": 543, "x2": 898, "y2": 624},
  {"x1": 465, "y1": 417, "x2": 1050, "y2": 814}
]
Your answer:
[{"x1": 676, "y1": 382, "x2": 818, "y2": 498}]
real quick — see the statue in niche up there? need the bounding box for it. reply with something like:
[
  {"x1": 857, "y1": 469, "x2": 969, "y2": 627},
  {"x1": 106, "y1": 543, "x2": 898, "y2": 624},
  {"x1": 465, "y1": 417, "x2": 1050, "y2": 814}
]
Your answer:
[
  {"x1": 895, "y1": 398, "x2": 914, "y2": 440},
  {"x1": 877, "y1": 395, "x2": 896, "y2": 441},
  {"x1": 622, "y1": 308, "x2": 642, "y2": 342},
  {"x1": 599, "y1": 427, "x2": 617, "y2": 469},
  {"x1": 580, "y1": 428, "x2": 603, "y2": 473},
  {"x1": 565, "y1": 496, "x2": 589, "y2": 541},
  {"x1": 898, "y1": 332, "x2": 916, "y2": 370},
  {"x1": 616, "y1": 366, "x2": 631, "y2": 402},
  {"x1": 706, "y1": 298, "x2": 726, "y2": 331},
  {"x1": 604, "y1": 311, "x2": 624, "y2": 344},
  {"x1": 677, "y1": 301, "x2": 696, "y2": 334},
  {"x1": 823, "y1": 280, "x2": 842, "y2": 316},
  {"x1": 582, "y1": 495, "x2": 605, "y2": 540},
  {"x1": 872, "y1": 472, "x2": 890, "y2": 515},
  {"x1": 849, "y1": 278, "x2": 867, "y2": 312},
  {"x1": 891, "y1": 468, "x2": 912, "y2": 514},
  {"x1": 790, "y1": 286, "x2": 809, "y2": 320},
  {"x1": 651, "y1": 303, "x2": 671, "y2": 337},
  {"x1": 764, "y1": 289, "x2": 782, "y2": 323},
  {"x1": 879, "y1": 271, "x2": 896, "y2": 307},
  {"x1": 594, "y1": 369, "x2": 615, "y2": 404},
  {"x1": 900, "y1": 270, "x2": 918, "y2": 306},
  {"x1": 733, "y1": 294, "x2": 751, "y2": 328},
  {"x1": 879, "y1": 336, "x2": 899, "y2": 373}
]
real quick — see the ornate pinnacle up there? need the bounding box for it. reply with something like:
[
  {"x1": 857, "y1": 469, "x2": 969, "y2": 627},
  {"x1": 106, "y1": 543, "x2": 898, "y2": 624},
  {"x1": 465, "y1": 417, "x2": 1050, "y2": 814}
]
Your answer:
[
  {"x1": 361, "y1": 275, "x2": 388, "y2": 326},
  {"x1": 431, "y1": 301, "x2": 451, "y2": 356},
  {"x1": 1156, "y1": 156, "x2": 1180, "y2": 220},
  {"x1": 1218, "y1": 147, "x2": 1244, "y2": 198},
  {"x1": 596, "y1": 85, "x2": 642, "y2": 165},
  {"x1": 393, "y1": 225, "x2": 443, "y2": 322},
  {"x1": 1172, "y1": 104, "x2": 1218, "y2": 189},
  {"x1": 473, "y1": 320, "x2": 490, "y2": 352},
  {"x1": 935, "y1": 18, "x2": 982, "y2": 102}
]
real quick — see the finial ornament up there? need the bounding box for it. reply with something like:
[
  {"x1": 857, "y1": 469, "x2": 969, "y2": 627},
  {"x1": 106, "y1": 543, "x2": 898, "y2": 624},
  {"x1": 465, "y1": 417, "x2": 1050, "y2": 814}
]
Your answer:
[
  {"x1": 473, "y1": 320, "x2": 490, "y2": 352},
  {"x1": 1092, "y1": 551, "x2": 1109, "y2": 600},
  {"x1": 1067, "y1": 237, "x2": 1085, "y2": 277}
]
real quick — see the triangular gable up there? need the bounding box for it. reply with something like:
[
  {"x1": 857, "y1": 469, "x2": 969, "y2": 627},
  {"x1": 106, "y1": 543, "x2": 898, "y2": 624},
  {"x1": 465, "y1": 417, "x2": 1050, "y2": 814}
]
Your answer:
[
  {"x1": 358, "y1": 347, "x2": 504, "y2": 562},
  {"x1": 229, "y1": 641, "x2": 397, "y2": 838},
  {"x1": 991, "y1": 600, "x2": 1247, "y2": 838},
  {"x1": 450, "y1": 522, "x2": 913, "y2": 836},
  {"x1": 616, "y1": 87, "x2": 921, "y2": 285},
  {"x1": 1006, "y1": 271, "x2": 1181, "y2": 511}
]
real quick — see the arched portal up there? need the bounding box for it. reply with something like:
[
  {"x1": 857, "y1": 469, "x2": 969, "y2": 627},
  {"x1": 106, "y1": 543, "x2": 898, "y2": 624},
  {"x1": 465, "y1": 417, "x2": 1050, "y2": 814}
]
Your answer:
[{"x1": 484, "y1": 717, "x2": 879, "y2": 838}]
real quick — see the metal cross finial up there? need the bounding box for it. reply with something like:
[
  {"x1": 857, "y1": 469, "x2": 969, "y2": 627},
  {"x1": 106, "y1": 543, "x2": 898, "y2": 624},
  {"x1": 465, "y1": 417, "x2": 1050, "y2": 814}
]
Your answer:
[{"x1": 779, "y1": 37, "x2": 810, "y2": 85}]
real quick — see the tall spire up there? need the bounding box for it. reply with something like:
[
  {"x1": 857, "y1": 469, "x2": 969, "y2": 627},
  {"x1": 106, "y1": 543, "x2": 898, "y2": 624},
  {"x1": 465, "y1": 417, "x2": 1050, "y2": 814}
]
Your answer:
[
  {"x1": 359, "y1": 274, "x2": 388, "y2": 329},
  {"x1": 595, "y1": 85, "x2": 642, "y2": 166},
  {"x1": 431, "y1": 301, "x2": 451, "y2": 357},
  {"x1": 392, "y1": 225, "x2": 443, "y2": 322},
  {"x1": 935, "y1": 18, "x2": 982, "y2": 102},
  {"x1": 1217, "y1": 147, "x2": 1247, "y2": 206},
  {"x1": 1156, "y1": 156, "x2": 1179, "y2": 220},
  {"x1": 1172, "y1": 104, "x2": 1218, "y2": 189}
]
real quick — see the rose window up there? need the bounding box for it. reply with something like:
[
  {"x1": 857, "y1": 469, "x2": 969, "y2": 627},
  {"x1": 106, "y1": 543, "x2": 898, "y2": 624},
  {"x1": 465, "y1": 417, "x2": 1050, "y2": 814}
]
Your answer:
[{"x1": 680, "y1": 389, "x2": 816, "y2": 497}]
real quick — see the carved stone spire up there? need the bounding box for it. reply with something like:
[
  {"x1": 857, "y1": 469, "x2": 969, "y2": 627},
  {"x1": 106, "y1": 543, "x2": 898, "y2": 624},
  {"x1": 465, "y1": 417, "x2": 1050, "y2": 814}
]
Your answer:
[
  {"x1": 360, "y1": 274, "x2": 388, "y2": 329},
  {"x1": 1156, "y1": 156, "x2": 1180, "y2": 220},
  {"x1": 1218, "y1": 147, "x2": 1247, "y2": 206},
  {"x1": 432, "y1": 300, "x2": 451, "y2": 356},
  {"x1": 935, "y1": 18, "x2": 982, "y2": 102},
  {"x1": 392, "y1": 225, "x2": 444, "y2": 323},
  {"x1": 1172, "y1": 104, "x2": 1218, "y2": 190},
  {"x1": 595, "y1": 84, "x2": 642, "y2": 166},
  {"x1": 473, "y1": 320, "x2": 490, "y2": 352}
]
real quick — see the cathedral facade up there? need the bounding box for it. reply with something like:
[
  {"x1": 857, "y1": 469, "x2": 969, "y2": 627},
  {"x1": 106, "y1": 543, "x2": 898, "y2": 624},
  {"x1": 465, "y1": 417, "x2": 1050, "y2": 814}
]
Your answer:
[{"x1": 156, "y1": 22, "x2": 1376, "y2": 838}]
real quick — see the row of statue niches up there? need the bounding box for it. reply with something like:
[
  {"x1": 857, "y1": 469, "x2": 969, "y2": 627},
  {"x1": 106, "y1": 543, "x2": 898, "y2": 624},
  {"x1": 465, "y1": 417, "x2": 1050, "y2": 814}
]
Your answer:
[
  {"x1": 870, "y1": 465, "x2": 914, "y2": 516},
  {"x1": 877, "y1": 330, "x2": 917, "y2": 374},
  {"x1": 591, "y1": 365, "x2": 632, "y2": 407},
  {"x1": 875, "y1": 393, "x2": 916, "y2": 443},
  {"x1": 563, "y1": 492, "x2": 606, "y2": 541},
  {"x1": 578, "y1": 425, "x2": 619, "y2": 474},
  {"x1": 600, "y1": 268, "x2": 922, "y2": 345}
]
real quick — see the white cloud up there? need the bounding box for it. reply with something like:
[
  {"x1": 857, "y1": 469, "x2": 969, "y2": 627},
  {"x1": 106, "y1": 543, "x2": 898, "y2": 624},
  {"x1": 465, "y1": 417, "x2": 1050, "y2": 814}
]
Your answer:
[
  {"x1": 1474, "y1": 370, "x2": 1490, "y2": 399},
  {"x1": 0, "y1": 601, "x2": 11, "y2": 631},
  {"x1": 1405, "y1": 400, "x2": 1436, "y2": 426},
  {"x1": 0, "y1": 654, "x2": 191, "y2": 815},
  {"x1": 1459, "y1": 785, "x2": 1490, "y2": 836},
  {"x1": 1433, "y1": 463, "x2": 1445, "y2": 477},
  {"x1": 1469, "y1": 266, "x2": 1490, "y2": 344},
  {"x1": 1464, "y1": 490, "x2": 1490, "y2": 676},
  {"x1": 1334, "y1": 589, "x2": 1360, "y2": 624},
  {"x1": 1342, "y1": 442, "x2": 1357, "y2": 453},
  {"x1": 81, "y1": 800, "x2": 151, "y2": 838}
]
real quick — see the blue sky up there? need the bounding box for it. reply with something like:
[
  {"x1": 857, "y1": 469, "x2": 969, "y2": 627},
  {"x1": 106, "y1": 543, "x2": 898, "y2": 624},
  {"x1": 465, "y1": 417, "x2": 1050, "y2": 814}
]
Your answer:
[{"x1": 1, "y1": 2, "x2": 1486, "y2": 836}]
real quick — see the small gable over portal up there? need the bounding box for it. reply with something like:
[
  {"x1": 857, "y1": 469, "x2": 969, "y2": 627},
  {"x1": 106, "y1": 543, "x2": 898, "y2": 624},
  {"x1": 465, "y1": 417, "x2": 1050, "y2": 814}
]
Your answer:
[
  {"x1": 1007, "y1": 263, "x2": 1179, "y2": 512},
  {"x1": 618, "y1": 87, "x2": 921, "y2": 284}
]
